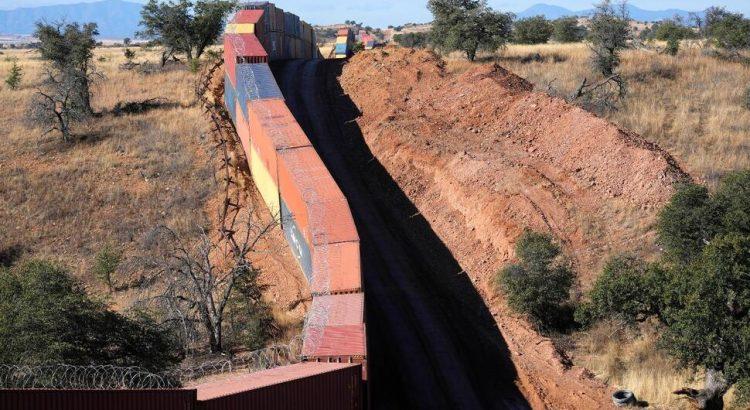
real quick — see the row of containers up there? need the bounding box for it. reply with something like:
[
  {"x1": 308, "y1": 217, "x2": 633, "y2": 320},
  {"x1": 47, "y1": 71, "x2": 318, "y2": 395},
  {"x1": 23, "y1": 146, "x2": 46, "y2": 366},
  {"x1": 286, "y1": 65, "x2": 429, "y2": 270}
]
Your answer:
[
  {"x1": 223, "y1": 4, "x2": 368, "y2": 379},
  {"x1": 225, "y1": 2, "x2": 320, "y2": 65}
]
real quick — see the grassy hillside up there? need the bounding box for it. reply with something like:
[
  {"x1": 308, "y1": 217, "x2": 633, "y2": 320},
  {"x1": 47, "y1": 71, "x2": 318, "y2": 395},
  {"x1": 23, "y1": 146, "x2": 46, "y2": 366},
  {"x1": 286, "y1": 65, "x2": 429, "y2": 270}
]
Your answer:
[{"x1": 447, "y1": 42, "x2": 750, "y2": 187}]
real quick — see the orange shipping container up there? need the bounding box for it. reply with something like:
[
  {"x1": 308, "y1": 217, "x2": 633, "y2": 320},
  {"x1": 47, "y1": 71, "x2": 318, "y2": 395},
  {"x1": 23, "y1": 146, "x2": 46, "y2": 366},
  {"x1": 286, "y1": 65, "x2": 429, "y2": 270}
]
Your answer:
[
  {"x1": 247, "y1": 100, "x2": 310, "y2": 150},
  {"x1": 310, "y1": 241, "x2": 361, "y2": 295},
  {"x1": 277, "y1": 146, "x2": 358, "y2": 248},
  {"x1": 234, "y1": 102, "x2": 251, "y2": 158}
]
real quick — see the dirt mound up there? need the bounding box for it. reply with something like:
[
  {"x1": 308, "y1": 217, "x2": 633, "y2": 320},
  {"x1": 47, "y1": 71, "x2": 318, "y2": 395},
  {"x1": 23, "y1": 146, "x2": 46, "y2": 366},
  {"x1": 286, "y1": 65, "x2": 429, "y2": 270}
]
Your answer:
[{"x1": 340, "y1": 47, "x2": 689, "y2": 408}]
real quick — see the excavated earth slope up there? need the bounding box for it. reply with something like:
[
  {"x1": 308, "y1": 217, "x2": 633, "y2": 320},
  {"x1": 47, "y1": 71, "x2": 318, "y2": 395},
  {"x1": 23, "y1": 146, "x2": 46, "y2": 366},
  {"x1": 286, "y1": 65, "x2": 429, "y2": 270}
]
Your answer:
[{"x1": 339, "y1": 47, "x2": 690, "y2": 408}]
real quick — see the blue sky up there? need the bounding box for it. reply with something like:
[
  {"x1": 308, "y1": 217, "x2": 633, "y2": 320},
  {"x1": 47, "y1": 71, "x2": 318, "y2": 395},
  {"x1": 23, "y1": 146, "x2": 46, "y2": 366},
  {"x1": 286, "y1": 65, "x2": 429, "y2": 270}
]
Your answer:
[{"x1": 2, "y1": 0, "x2": 749, "y2": 26}]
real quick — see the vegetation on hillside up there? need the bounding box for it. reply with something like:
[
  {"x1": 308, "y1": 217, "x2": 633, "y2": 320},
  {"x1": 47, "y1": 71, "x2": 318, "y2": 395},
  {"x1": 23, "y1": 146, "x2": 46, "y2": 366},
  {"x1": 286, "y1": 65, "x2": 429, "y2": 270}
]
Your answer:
[{"x1": 0, "y1": 260, "x2": 180, "y2": 371}]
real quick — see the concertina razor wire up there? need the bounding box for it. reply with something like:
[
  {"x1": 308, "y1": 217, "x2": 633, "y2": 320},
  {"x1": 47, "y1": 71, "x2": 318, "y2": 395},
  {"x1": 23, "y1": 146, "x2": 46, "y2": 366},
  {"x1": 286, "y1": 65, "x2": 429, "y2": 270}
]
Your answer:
[{"x1": 0, "y1": 336, "x2": 303, "y2": 390}]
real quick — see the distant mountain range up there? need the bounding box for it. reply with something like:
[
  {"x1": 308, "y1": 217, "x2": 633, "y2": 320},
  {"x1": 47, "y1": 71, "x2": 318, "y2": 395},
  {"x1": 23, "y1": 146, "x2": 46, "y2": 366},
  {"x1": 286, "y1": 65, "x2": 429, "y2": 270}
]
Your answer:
[
  {"x1": 517, "y1": 3, "x2": 703, "y2": 22},
  {"x1": 0, "y1": 0, "x2": 143, "y2": 38}
]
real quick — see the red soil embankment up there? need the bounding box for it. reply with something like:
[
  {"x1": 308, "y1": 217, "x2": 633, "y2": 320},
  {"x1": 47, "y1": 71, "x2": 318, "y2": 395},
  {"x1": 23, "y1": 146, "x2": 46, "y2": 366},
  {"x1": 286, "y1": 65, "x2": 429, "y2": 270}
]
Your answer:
[{"x1": 339, "y1": 47, "x2": 689, "y2": 409}]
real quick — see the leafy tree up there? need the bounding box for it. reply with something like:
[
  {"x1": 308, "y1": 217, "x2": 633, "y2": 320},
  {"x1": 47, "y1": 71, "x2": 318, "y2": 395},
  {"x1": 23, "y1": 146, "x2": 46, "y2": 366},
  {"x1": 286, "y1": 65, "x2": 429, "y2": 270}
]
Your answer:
[
  {"x1": 138, "y1": 0, "x2": 236, "y2": 65},
  {"x1": 394, "y1": 32, "x2": 430, "y2": 49},
  {"x1": 93, "y1": 245, "x2": 121, "y2": 292},
  {"x1": 0, "y1": 260, "x2": 180, "y2": 371},
  {"x1": 552, "y1": 16, "x2": 587, "y2": 43},
  {"x1": 5, "y1": 60, "x2": 22, "y2": 90},
  {"x1": 513, "y1": 16, "x2": 553, "y2": 44},
  {"x1": 123, "y1": 37, "x2": 131, "y2": 46},
  {"x1": 498, "y1": 231, "x2": 575, "y2": 330},
  {"x1": 661, "y1": 234, "x2": 750, "y2": 409},
  {"x1": 427, "y1": 0, "x2": 514, "y2": 61},
  {"x1": 665, "y1": 36, "x2": 680, "y2": 56},
  {"x1": 657, "y1": 183, "x2": 720, "y2": 264},
  {"x1": 34, "y1": 21, "x2": 99, "y2": 115},
  {"x1": 584, "y1": 170, "x2": 750, "y2": 408},
  {"x1": 653, "y1": 18, "x2": 695, "y2": 42},
  {"x1": 704, "y1": 7, "x2": 750, "y2": 50},
  {"x1": 587, "y1": 0, "x2": 631, "y2": 76}
]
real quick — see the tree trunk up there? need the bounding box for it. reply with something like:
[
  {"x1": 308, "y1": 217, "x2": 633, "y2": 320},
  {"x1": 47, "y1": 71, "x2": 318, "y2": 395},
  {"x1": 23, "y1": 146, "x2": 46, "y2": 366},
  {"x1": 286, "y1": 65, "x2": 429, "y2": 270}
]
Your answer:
[
  {"x1": 466, "y1": 48, "x2": 477, "y2": 61},
  {"x1": 674, "y1": 369, "x2": 728, "y2": 410}
]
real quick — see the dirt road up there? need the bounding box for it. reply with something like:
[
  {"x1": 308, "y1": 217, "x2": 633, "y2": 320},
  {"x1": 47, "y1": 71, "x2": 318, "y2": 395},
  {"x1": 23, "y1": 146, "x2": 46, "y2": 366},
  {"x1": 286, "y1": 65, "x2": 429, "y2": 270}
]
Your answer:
[{"x1": 271, "y1": 59, "x2": 530, "y2": 409}]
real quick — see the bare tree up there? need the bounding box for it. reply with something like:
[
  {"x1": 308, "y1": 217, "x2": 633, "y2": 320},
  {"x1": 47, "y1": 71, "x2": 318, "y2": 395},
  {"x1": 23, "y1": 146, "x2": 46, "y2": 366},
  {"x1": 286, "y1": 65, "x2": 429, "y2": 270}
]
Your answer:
[
  {"x1": 27, "y1": 67, "x2": 90, "y2": 142},
  {"x1": 149, "y1": 212, "x2": 276, "y2": 353}
]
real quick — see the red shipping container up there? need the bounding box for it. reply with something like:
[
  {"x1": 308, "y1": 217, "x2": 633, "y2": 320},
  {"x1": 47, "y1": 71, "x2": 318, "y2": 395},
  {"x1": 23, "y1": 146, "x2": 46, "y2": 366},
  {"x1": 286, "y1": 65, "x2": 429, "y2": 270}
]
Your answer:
[
  {"x1": 0, "y1": 389, "x2": 196, "y2": 410},
  {"x1": 225, "y1": 33, "x2": 268, "y2": 62},
  {"x1": 232, "y1": 9, "x2": 263, "y2": 25},
  {"x1": 223, "y1": 36, "x2": 237, "y2": 87},
  {"x1": 195, "y1": 363, "x2": 362, "y2": 410},
  {"x1": 303, "y1": 293, "x2": 366, "y2": 359}
]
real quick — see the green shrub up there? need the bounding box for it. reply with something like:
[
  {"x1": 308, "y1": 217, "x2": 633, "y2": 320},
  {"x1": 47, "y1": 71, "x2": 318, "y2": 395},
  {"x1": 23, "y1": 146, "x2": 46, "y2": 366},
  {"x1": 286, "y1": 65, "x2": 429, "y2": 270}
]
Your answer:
[
  {"x1": 93, "y1": 245, "x2": 121, "y2": 291},
  {"x1": 0, "y1": 260, "x2": 180, "y2": 370},
  {"x1": 575, "y1": 255, "x2": 660, "y2": 326},
  {"x1": 552, "y1": 16, "x2": 586, "y2": 43},
  {"x1": 513, "y1": 16, "x2": 553, "y2": 44},
  {"x1": 5, "y1": 60, "x2": 22, "y2": 90},
  {"x1": 743, "y1": 86, "x2": 750, "y2": 110},
  {"x1": 498, "y1": 231, "x2": 575, "y2": 331},
  {"x1": 665, "y1": 37, "x2": 679, "y2": 56}
]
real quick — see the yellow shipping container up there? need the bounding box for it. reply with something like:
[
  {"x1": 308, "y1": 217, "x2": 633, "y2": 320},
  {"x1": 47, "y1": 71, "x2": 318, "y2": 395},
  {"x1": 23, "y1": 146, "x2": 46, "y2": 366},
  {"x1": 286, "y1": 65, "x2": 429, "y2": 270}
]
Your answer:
[
  {"x1": 225, "y1": 23, "x2": 255, "y2": 34},
  {"x1": 250, "y1": 146, "x2": 281, "y2": 222}
]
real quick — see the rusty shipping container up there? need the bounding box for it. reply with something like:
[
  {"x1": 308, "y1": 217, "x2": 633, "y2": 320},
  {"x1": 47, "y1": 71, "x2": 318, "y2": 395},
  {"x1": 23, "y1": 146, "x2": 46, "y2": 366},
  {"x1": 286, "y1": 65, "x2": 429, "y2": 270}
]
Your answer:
[
  {"x1": 195, "y1": 363, "x2": 362, "y2": 410},
  {"x1": 302, "y1": 293, "x2": 367, "y2": 359},
  {"x1": 0, "y1": 389, "x2": 196, "y2": 410}
]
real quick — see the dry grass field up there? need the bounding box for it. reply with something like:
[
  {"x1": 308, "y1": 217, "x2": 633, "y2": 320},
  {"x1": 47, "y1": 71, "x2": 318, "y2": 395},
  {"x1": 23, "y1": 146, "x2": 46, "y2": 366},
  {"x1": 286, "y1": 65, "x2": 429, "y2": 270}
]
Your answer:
[
  {"x1": 448, "y1": 42, "x2": 750, "y2": 187},
  {"x1": 0, "y1": 47, "x2": 211, "y2": 297}
]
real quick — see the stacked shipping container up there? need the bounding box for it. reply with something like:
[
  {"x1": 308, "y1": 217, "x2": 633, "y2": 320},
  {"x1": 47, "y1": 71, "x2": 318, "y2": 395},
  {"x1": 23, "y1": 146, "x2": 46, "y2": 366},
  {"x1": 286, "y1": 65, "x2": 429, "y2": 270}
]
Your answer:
[
  {"x1": 334, "y1": 28, "x2": 354, "y2": 59},
  {"x1": 223, "y1": 3, "x2": 367, "y2": 378}
]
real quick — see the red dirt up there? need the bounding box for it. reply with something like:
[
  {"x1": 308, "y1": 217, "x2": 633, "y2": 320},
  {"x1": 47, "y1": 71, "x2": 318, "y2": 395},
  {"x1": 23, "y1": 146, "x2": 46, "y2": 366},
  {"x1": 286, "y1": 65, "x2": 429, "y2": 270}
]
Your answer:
[{"x1": 339, "y1": 47, "x2": 689, "y2": 409}]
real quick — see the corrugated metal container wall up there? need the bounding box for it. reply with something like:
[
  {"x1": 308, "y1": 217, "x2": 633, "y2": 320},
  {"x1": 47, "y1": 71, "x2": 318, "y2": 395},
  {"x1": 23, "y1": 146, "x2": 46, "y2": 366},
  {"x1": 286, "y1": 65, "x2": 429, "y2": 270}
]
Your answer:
[
  {"x1": 277, "y1": 146, "x2": 358, "y2": 248},
  {"x1": 224, "y1": 73, "x2": 237, "y2": 124},
  {"x1": 250, "y1": 144, "x2": 281, "y2": 221},
  {"x1": 223, "y1": 36, "x2": 237, "y2": 87},
  {"x1": 234, "y1": 102, "x2": 251, "y2": 159},
  {"x1": 281, "y1": 198, "x2": 314, "y2": 281},
  {"x1": 0, "y1": 389, "x2": 196, "y2": 410},
  {"x1": 311, "y1": 241, "x2": 361, "y2": 295},
  {"x1": 235, "y1": 64, "x2": 284, "y2": 104},
  {"x1": 195, "y1": 363, "x2": 362, "y2": 410}
]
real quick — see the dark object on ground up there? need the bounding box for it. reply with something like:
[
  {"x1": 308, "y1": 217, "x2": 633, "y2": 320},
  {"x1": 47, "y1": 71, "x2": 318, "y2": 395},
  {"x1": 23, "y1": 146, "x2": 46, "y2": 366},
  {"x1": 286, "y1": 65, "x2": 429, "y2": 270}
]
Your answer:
[
  {"x1": 112, "y1": 98, "x2": 179, "y2": 116},
  {"x1": 612, "y1": 390, "x2": 635, "y2": 406}
]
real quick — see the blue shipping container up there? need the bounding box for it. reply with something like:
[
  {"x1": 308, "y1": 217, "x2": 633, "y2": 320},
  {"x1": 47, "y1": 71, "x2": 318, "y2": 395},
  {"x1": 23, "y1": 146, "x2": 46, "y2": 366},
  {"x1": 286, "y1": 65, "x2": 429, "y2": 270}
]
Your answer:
[
  {"x1": 224, "y1": 73, "x2": 237, "y2": 124},
  {"x1": 235, "y1": 63, "x2": 285, "y2": 120},
  {"x1": 335, "y1": 43, "x2": 347, "y2": 54},
  {"x1": 281, "y1": 199, "x2": 313, "y2": 282}
]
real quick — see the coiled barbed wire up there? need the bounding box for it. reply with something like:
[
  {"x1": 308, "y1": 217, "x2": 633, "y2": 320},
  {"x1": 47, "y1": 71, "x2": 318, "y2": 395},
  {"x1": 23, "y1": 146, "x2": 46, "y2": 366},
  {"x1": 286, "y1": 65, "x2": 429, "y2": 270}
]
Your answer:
[{"x1": 0, "y1": 336, "x2": 303, "y2": 390}]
